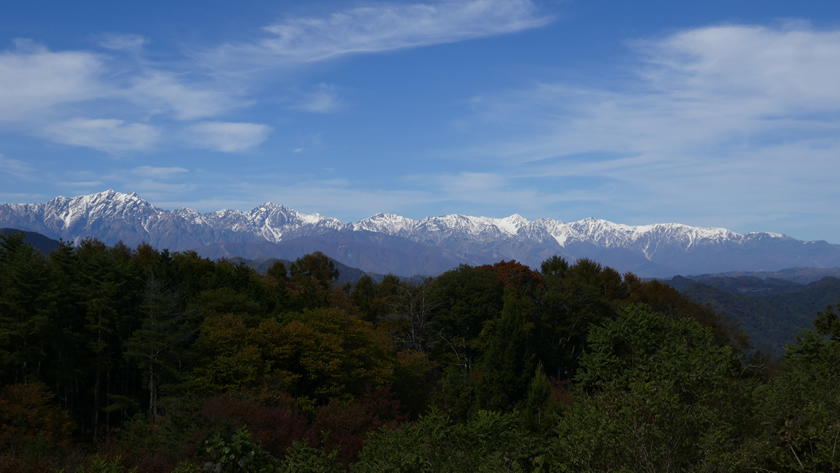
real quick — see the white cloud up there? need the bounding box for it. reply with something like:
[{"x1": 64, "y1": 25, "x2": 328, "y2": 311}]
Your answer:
[
  {"x1": 228, "y1": 181, "x2": 435, "y2": 219},
  {"x1": 59, "y1": 180, "x2": 105, "y2": 187},
  {"x1": 0, "y1": 40, "x2": 108, "y2": 121},
  {"x1": 633, "y1": 25, "x2": 840, "y2": 113},
  {"x1": 0, "y1": 192, "x2": 47, "y2": 202},
  {"x1": 132, "y1": 166, "x2": 189, "y2": 179},
  {"x1": 183, "y1": 122, "x2": 272, "y2": 152},
  {"x1": 133, "y1": 179, "x2": 194, "y2": 194},
  {"x1": 0, "y1": 155, "x2": 35, "y2": 178},
  {"x1": 470, "y1": 24, "x2": 840, "y2": 157},
  {"x1": 0, "y1": 41, "x2": 241, "y2": 135},
  {"x1": 183, "y1": 171, "x2": 586, "y2": 222},
  {"x1": 293, "y1": 84, "x2": 343, "y2": 113},
  {"x1": 100, "y1": 34, "x2": 147, "y2": 52},
  {"x1": 0, "y1": 41, "x2": 246, "y2": 156},
  {"x1": 471, "y1": 24, "x2": 840, "y2": 171},
  {"x1": 422, "y1": 171, "x2": 606, "y2": 210},
  {"x1": 206, "y1": 0, "x2": 551, "y2": 68},
  {"x1": 434, "y1": 171, "x2": 508, "y2": 195},
  {"x1": 0, "y1": 2, "x2": 551, "y2": 156},
  {"x1": 45, "y1": 118, "x2": 160, "y2": 153},
  {"x1": 459, "y1": 24, "x2": 840, "y2": 233},
  {"x1": 130, "y1": 71, "x2": 240, "y2": 120}
]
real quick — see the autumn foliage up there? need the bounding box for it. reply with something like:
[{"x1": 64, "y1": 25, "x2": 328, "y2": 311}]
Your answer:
[{"x1": 1, "y1": 230, "x2": 838, "y2": 471}]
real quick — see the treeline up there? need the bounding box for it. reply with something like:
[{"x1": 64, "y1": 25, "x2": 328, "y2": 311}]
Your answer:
[{"x1": 1, "y1": 231, "x2": 839, "y2": 472}]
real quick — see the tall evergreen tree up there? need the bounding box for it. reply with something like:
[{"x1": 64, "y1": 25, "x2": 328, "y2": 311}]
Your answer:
[
  {"x1": 475, "y1": 289, "x2": 537, "y2": 411},
  {"x1": 124, "y1": 270, "x2": 197, "y2": 419},
  {"x1": 75, "y1": 239, "x2": 135, "y2": 436},
  {"x1": 0, "y1": 231, "x2": 50, "y2": 384}
]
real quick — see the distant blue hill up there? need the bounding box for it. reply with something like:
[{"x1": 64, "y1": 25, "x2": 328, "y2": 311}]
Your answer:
[
  {"x1": 0, "y1": 228, "x2": 61, "y2": 255},
  {"x1": 661, "y1": 273, "x2": 840, "y2": 356}
]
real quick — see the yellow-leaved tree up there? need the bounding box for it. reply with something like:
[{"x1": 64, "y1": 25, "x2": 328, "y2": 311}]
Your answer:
[{"x1": 192, "y1": 307, "x2": 399, "y2": 412}]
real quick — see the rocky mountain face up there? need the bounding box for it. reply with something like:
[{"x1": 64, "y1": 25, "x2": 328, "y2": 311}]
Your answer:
[{"x1": 2, "y1": 190, "x2": 839, "y2": 277}]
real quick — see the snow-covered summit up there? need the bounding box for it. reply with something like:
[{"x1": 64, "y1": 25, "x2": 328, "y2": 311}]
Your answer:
[
  {"x1": 0, "y1": 190, "x2": 794, "y2": 250},
  {"x1": 353, "y1": 213, "x2": 419, "y2": 237},
  {"x1": 0, "y1": 190, "x2": 829, "y2": 277},
  {"x1": 553, "y1": 218, "x2": 744, "y2": 250},
  {"x1": 5, "y1": 190, "x2": 163, "y2": 230}
]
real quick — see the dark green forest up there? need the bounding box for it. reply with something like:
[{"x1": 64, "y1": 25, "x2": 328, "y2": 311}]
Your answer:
[
  {"x1": 678, "y1": 277, "x2": 840, "y2": 354},
  {"x1": 1, "y1": 231, "x2": 840, "y2": 472}
]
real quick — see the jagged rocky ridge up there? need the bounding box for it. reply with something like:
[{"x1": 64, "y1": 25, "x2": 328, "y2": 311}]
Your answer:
[{"x1": 2, "y1": 190, "x2": 839, "y2": 277}]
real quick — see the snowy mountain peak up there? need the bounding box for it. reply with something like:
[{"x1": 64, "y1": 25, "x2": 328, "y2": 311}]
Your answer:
[
  {"x1": 255, "y1": 202, "x2": 291, "y2": 212},
  {"x1": 38, "y1": 190, "x2": 161, "y2": 230},
  {"x1": 0, "y1": 191, "x2": 804, "y2": 250},
  {"x1": 745, "y1": 231, "x2": 788, "y2": 239},
  {"x1": 2, "y1": 191, "x2": 836, "y2": 278},
  {"x1": 492, "y1": 214, "x2": 530, "y2": 235},
  {"x1": 66, "y1": 189, "x2": 152, "y2": 209},
  {"x1": 351, "y1": 213, "x2": 420, "y2": 237}
]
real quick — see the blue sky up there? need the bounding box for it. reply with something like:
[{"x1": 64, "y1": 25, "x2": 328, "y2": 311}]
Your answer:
[{"x1": 1, "y1": 0, "x2": 839, "y2": 242}]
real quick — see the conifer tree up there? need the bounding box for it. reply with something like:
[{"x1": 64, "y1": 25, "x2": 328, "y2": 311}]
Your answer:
[
  {"x1": 524, "y1": 361, "x2": 558, "y2": 430},
  {"x1": 124, "y1": 271, "x2": 196, "y2": 419},
  {"x1": 75, "y1": 239, "x2": 134, "y2": 436},
  {"x1": 0, "y1": 231, "x2": 50, "y2": 384},
  {"x1": 475, "y1": 289, "x2": 537, "y2": 411}
]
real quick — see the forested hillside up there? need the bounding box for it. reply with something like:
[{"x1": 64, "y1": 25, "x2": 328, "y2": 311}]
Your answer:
[
  {"x1": 665, "y1": 275, "x2": 840, "y2": 354},
  {"x1": 0, "y1": 228, "x2": 61, "y2": 255},
  {"x1": 1, "y1": 230, "x2": 839, "y2": 472}
]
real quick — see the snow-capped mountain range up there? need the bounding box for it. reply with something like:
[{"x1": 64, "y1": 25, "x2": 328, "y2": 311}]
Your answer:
[{"x1": 1, "y1": 190, "x2": 838, "y2": 277}]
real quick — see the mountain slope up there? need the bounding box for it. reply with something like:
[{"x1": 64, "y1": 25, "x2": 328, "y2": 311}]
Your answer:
[
  {"x1": 680, "y1": 277, "x2": 840, "y2": 355},
  {"x1": 681, "y1": 267, "x2": 840, "y2": 285},
  {"x1": 2, "y1": 190, "x2": 840, "y2": 277},
  {"x1": 0, "y1": 228, "x2": 61, "y2": 255}
]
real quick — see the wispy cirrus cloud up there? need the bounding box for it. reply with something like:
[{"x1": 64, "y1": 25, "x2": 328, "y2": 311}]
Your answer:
[
  {"x1": 131, "y1": 179, "x2": 196, "y2": 195},
  {"x1": 218, "y1": 179, "x2": 437, "y2": 219},
  {"x1": 44, "y1": 166, "x2": 197, "y2": 205},
  {"x1": 0, "y1": 1, "x2": 550, "y2": 155},
  {"x1": 44, "y1": 118, "x2": 160, "y2": 153},
  {"x1": 0, "y1": 40, "x2": 109, "y2": 121},
  {"x1": 129, "y1": 71, "x2": 242, "y2": 120},
  {"x1": 132, "y1": 166, "x2": 189, "y2": 179},
  {"x1": 408, "y1": 171, "x2": 609, "y2": 215},
  {"x1": 163, "y1": 170, "x2": 587, "y2": 222},
  {"x1": 0, "y1": 154, "x2": 35, "y2": 178},
  {"x1": 463, "y1": 23, "x2": 840, "y2": 234},
  {"x1": 204, "y1": 0, "x2": 551, "y2": 69},
  {"x1": 293, "y1": 84, "x2": 343, "y2": 113},
  {"x1": 99, "y1": 33, "x2": 147, "y2": 52},
  {"x1": 475, "y1": 24, "x2": 840, "y2": 160},
  {"x1": 183, "y1": 121, "x2": 272, "y2": 152},
  {"x1": 58, "y1": 180, "x2": 105, "y2": 189},
  {"x1": 0, "y1": 40, "x2": 254, "y2": 153}
]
